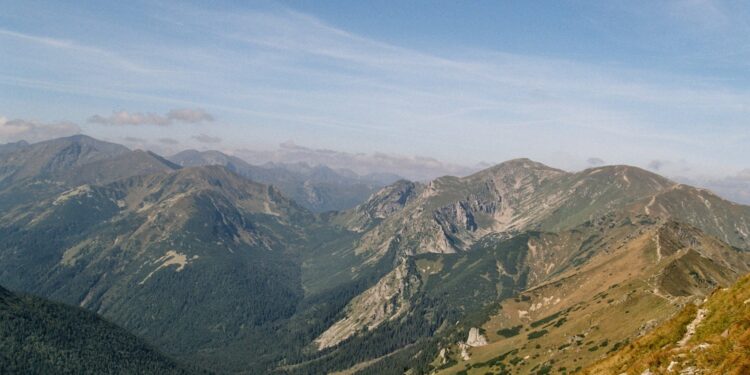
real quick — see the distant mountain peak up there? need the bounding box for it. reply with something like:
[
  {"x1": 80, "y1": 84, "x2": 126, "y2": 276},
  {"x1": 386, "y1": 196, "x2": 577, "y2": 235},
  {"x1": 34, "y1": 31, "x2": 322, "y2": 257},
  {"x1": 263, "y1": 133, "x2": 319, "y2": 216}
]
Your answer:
[
  {"x1": 167, "y1": 148, "x2": 395, "y2": 212},
  {"x1": 468, "y1": 158, "x2": 567, "y2": 183},
  {"x1": 339, "y1": 178, "x2": 422, "y2": 231},
  {"x1": 0, "y1": 134, "x2": 132, "y2": 187}
]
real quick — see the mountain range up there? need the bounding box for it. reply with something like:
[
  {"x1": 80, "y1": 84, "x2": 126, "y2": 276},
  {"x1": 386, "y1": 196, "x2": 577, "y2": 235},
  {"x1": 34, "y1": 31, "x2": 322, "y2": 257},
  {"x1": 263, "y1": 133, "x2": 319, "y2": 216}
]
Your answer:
[
  {"x1": 0, "y1": 135, "x2": 749, "y2": 374},
  {"x1": 169, "y1": 149, "x2": 399, "y2": 212}
]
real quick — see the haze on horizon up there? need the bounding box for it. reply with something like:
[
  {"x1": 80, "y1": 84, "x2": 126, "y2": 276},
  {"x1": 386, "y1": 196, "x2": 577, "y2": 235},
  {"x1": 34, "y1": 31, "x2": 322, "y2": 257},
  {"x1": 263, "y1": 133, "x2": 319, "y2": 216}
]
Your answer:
[{"x1": 1, "y1": 0, "x2": 750, "y2": 201}]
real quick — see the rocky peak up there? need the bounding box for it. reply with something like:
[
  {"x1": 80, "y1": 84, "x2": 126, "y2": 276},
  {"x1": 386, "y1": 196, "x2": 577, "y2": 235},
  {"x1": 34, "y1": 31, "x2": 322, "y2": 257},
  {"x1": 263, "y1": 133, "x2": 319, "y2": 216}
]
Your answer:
[
  {"x1": 0, "y1": 135, "x2": 130, "y2": 185},
  {"x1": 471, "y1": 158, "x2": 567, "y2": 183},
  {"x1": 343, "y1": 179, "x2": 422, "y2": 231},
  {"x1": 363, "y1": 180, "x2": 420, "y2": 218}
]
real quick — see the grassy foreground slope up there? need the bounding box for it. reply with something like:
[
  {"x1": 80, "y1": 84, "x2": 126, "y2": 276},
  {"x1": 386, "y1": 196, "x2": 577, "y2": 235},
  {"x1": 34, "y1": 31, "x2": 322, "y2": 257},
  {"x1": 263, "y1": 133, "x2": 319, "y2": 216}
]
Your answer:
[
  {"x1": 586, "y1": 272, "x2": 750, "y2": 374},
  {"x1": 432, "y1": 217, "x2": 750, "y2": 375},
  {"x1": 0, "y1": 285, "x2": 198, "y2": 374}
]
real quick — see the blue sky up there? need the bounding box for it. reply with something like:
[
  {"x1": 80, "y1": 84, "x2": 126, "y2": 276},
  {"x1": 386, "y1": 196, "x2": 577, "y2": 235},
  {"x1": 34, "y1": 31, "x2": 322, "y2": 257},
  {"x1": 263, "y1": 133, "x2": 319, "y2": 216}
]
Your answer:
[{"x1": 1, "y1": 0, "x2": 749, "y2": 179}]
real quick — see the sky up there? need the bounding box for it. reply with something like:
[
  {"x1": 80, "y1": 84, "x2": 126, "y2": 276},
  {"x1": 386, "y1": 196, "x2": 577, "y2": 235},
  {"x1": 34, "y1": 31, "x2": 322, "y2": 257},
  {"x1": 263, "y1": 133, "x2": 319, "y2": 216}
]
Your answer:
[{"x1": 1, "y1": 0, "x2": 750, "y2": 183}]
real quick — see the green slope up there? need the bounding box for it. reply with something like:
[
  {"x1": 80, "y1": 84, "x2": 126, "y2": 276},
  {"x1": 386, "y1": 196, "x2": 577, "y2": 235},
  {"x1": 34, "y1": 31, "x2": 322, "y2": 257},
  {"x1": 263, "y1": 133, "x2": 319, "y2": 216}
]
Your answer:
[
  {"x1": 0, "y1": 165, "x2": 315, "y2": 371},
  {"x1": 0, "y1": 285, "x2": 199, "y2": 374}
]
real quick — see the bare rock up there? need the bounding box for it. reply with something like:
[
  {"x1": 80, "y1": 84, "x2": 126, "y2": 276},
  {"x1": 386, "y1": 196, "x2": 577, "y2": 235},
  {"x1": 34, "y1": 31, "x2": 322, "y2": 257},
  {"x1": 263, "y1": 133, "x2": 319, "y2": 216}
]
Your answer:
[{"x1": 466, "y1": 327, "x2": 488, "y2": 347}]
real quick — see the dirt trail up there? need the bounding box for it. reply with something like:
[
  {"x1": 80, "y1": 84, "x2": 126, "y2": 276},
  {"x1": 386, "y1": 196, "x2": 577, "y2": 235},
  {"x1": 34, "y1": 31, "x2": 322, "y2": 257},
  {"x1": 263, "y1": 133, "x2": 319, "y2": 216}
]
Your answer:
[{"x1": 678, "y1": 308, "x2": 708, "y2": 346}]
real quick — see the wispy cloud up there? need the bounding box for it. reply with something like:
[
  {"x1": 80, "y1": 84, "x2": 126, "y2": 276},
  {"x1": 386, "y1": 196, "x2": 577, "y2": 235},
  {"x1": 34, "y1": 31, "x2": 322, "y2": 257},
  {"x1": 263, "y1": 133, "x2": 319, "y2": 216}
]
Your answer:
[
  {"x1": 88, "y1": 109, "x2": 214, "y2": 126},
  {"x1": 648, "y1": 160, "x2": 665, "y2": 171},
  {"x1": 123, "y1": 136, "x2": 146, "y2": 143},
  {"x1": 1, "y1": 2, "x2": 750, "y2": 175},
  {"x1": 587, "y1": 157, "x2": 606, "y2": 167},
  {"x1": 158, "y1": 137, "x2": 179, "y2": 145},
  {"x1": 192, "y1": 134, "x2": 221, "y2": 143},
  {"x1": 0, "y1": 28, "x2": 156, "y2": 73},
  {"x1": 166, "y1": 108, "x2": 214, "y2": 123},
  {"x1": 666, "y1": 0, "x2": 731, "y2": 30}
]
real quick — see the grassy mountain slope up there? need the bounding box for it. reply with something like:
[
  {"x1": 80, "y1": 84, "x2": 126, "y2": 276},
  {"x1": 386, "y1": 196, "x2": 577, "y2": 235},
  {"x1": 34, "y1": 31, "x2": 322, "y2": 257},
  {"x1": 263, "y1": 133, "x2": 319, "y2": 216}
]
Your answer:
[
  {"x1": 0, "y1": 136, "x2": 178, "y2": 211},
  {"x1": 0, "y1": 135, "x2": 129, "y2": 187},
  {"x1": 2, "y1": 136, "x2": 750, "y2": 375},
  {"x1": 586, "y1": 272, "x2": 750, "y2": 375},
  {"x1": 60, "y1": 149, "x2": 179, "y2": 186},
  {"x1": 310, "y1": 160, "x2": 750, "y2": 374},
  {"x1": 433, "y1": 218, "x2": 749, "y2": 374},
  {"x1": 0, "y1": 285, "x2": 197, "y2": 374}
]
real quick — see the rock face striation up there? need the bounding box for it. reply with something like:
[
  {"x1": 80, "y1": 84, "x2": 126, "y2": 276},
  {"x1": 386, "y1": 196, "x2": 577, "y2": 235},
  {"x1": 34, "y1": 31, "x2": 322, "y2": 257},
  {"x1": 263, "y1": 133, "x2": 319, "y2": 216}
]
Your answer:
[
  {"x1": 313, "y1": 259, "x2": 421, "y2": 349},
  {"x1": 343, "y1": 179, "x2": 422, "y2": 231},
  {"x1": 350, "y1": 161, "x2": 750, "y2": 264}
]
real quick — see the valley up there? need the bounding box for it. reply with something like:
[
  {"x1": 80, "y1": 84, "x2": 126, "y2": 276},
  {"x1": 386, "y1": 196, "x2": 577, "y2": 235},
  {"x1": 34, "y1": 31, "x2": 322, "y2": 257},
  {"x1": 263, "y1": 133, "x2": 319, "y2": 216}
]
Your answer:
[
  {"x1": 0, "y1": 136, "x2": 749, "y2": 374},
  {"x1": 5, "y1": 2, "x2": 749, "y2": 373}
]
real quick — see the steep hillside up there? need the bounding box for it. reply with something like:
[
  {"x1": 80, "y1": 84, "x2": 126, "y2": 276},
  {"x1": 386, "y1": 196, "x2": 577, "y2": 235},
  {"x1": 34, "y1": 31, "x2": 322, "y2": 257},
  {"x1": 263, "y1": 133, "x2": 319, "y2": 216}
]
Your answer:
[
  {"x1": 333, "y1": 179, "x2": 423, "y2": 232},
  {"x1": 433, "y1": 218, "x2": 750, "y2": 374},
  {"x1": 170, "y1": 149, "x2": 393, "y2": 212},
  {"x1": 303, "y1": 160, "x2": 750, "y2": 374},
  {"x1": 0, "y1": 285, "x2": 197, "y2": 374},
  {"x1": 586, "y1": 272, "x2": 750, "y2": 375},
  {"x1": 60, "y1": 149, "x2": 179, "y2": 186},
  {"x1": 0, "y1": 140, "x2": 30, "y2": 154},
  {"x1": 352, "y1": 160, "x2": 749, "y2": 262},
  {"x1": 2, "y1": 138, "x2": 750, "y2": 375},
  {"x1": 0, "y1": 165, "x2": 315, "y2": 367}
]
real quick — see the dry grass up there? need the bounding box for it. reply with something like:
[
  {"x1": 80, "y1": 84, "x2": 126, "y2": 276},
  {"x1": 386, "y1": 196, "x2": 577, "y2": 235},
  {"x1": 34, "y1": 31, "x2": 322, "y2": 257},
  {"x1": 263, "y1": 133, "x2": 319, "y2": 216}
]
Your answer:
[{"x1": 586, "y1": 273, "x2": 750, "y2": 374}]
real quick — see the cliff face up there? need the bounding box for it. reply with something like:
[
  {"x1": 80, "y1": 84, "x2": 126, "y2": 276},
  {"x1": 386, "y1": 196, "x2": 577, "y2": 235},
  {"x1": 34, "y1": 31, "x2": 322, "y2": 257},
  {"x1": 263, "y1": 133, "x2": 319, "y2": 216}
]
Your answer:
[
  {"x1": 350, "y1": 162, "x2": 750, "y2": 269},
  {"x1": 314, "y1": 259, "x2": 421, "y2": 349},
  {"x1": 466, "y1": 327, "x2": 488, "y2": 347}
]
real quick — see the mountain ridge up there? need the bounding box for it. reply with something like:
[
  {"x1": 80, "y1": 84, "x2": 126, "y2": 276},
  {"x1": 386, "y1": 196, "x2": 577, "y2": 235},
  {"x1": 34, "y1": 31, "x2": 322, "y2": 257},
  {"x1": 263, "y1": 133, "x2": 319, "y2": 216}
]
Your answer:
[
  {"x1": 169, "y1": 149, "x2": 397, "y2": 212},
  {"x1": 1, "y1": 135, "x2": 749, "y2": 374}
]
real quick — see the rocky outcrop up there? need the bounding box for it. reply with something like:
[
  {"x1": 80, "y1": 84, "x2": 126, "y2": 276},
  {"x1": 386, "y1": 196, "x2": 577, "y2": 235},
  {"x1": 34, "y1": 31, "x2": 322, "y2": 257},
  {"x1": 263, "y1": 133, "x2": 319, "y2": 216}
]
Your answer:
[
  {"x1": 346, "y1": 180, "x2": 421, "y2": 231},
  {"x1": 351, "y1": 159, "x2": 571, "y2": 258},
  {"x1": 458, "y1": 342, "x2": 471, "y2": 361},
  {"x1": 438, "y1": 348, "x2": 449, "y2": 365},
  {"x1": 313, "y1": 260, "x2": 421, "y2": 349},
  {"x1": 466, "y1": 327, "x2": 488, "y2": 347}
]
